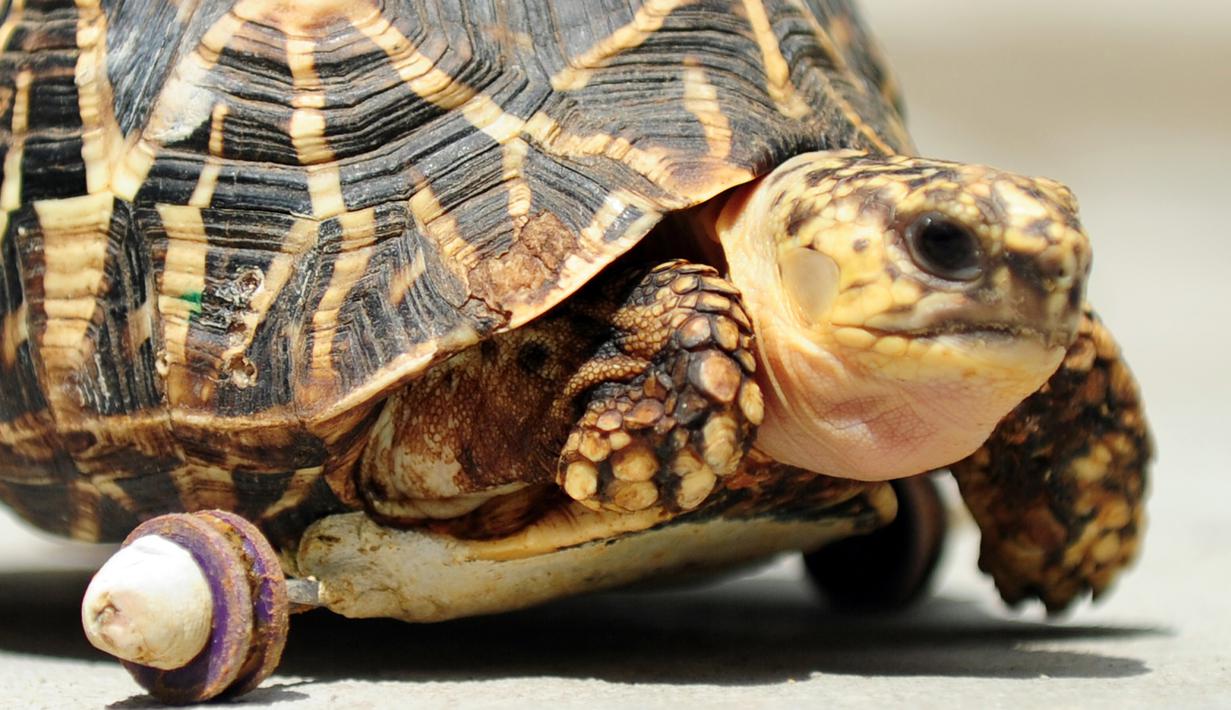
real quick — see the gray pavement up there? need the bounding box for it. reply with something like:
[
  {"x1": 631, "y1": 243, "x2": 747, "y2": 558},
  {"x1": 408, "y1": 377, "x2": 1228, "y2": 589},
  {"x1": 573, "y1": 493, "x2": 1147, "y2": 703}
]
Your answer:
[{"x1": 2, "y1": 1, "x2": 1229, "y2": 707}]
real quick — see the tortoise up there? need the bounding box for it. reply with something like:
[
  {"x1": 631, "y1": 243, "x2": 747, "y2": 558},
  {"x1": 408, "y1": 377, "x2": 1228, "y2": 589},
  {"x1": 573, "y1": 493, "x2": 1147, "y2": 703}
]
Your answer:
[{"x1": 0, "y1": 0, "x2": 1151, "y2": 703}]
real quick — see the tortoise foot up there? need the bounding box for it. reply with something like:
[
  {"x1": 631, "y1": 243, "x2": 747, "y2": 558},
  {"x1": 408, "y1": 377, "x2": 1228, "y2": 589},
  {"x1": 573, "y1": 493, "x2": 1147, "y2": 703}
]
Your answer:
[
  {"x1": 950, "y1": 309, "x2": 1150, "y2": 612},
  {"x1": 803, "y1": 475, "x2": 946, "y2": 612},
  {"x1": 81, "y1": 511, "x2": 289, "y2": 704},
  {"x1": 558, "y1": 261, "x2": 761, "y2": 513}
]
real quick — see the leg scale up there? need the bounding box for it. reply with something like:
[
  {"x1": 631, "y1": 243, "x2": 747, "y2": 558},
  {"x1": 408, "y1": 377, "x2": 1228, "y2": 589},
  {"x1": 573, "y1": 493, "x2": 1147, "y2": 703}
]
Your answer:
[{"x1": 558, "y1": 261, "x2": 762, "y2": 514}]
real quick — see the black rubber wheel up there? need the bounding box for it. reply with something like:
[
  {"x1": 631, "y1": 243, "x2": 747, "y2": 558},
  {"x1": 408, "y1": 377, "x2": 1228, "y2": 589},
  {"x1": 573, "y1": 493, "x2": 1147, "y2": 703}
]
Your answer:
[{"x1": 804, "y1": 475, "x2": 947, "y2": 612}]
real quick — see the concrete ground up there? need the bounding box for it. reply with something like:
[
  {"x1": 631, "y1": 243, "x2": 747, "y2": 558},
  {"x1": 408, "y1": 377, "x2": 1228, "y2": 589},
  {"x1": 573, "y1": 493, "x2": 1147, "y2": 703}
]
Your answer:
[{"x1": 2, "y1": 1, "x2": 1229, "y2": 707}]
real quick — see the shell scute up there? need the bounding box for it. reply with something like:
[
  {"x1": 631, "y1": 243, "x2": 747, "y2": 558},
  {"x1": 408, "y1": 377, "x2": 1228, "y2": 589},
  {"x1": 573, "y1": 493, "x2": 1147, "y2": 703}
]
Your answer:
[{"x1": 0, "y1": 0, "x2": 907, "y2": 541}]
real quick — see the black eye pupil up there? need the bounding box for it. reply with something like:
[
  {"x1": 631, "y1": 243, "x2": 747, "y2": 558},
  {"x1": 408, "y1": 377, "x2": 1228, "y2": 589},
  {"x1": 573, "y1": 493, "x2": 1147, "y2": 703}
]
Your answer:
[{"x1": 907, "y1": 213, "x2": 982, "y2": 280}]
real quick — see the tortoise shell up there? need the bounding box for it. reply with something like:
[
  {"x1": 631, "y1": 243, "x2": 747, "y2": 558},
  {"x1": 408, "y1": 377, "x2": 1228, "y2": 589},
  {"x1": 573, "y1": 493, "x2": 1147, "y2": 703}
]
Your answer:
[{"x1": 0, "y1": 0, "x2": 909, "y2": 545}]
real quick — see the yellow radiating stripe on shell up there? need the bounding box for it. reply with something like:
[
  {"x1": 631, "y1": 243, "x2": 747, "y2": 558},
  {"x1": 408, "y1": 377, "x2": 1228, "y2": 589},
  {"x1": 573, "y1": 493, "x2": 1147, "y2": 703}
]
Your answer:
[
  {"x1": 75, "y1": 1, "x2": 125, "y2": 195},
  {"x1": 259, "y1": 465, "x2": 324, "y2": 519},
  {"x1": 170, "y1": 461, "x2": 237, "y2": 515},
  {"x1": 287, "y1": 41, "x2": 327, "y2": 111},
  {"x1": 217, "y1": 217, "x2": 320, "y2": 389},
  {"x1": 90, "y1": 474, "x2": 141, "y2": 524},
  {"x1": 352, "y1": 7, "x2": 525, "y2": 145},
  {"x1": 289, "y1": 108, "x2": 331, "y2": 163},
  {"x1": 234, "y1": 0, "x2": 364, "y2": 37},
  {"x1": 111, "y1": 137, "x2": 158, "y2": 203},
  {"x1": 188, "y1": 103, "x2": 229, "y2": 207},
  {"x1": 503, "y1": 138, "x2": 533, "y2": 224},
  {"x1": 682, "y1": 64, "x2": 733, "y2": 160},
  {"x1": 68, "y1": 479, "x2": 102, "y2": 542},
  {"x1": 0, "y1": 411, "x2": 57, "y2": 462},
  {"x1": 0, "y1": 2, "x2": 24, "y2": 49},
  {"x1": 1, "y1": 302, "x2": 29, "y2": 369},
  {"x1": 111, "y1": 11, "x2": 244, "y2": 200},
  {"x1": 579, "y1": 190, "x2": 636, "y2": 252},
  {"x1": 166, "y1": 104, "x2": 228, "y2": 399},
  {"x1": 409, "y1": 178, "x2": 477, "y2": 275},
  {"x1": 196, "y1": 7, "x2": 246, "y2": 64},
  {"x1": 74, "y1": 2, "x2": 110, "y2": 194},
  {"x1": 522, "y1": 112, "x2": 703, "y2": 209},
  {"x1": 287, "y1": 35, "x2": 346, "y2": 219},
  {"x1": 389, "y1": 247, "x2": 427, "y2": 308},
  {"x1": 155, "y1": 204, "x2": 208, "y2": 405},
  {"x1": 1, "y1": 69, "x2": 32, "y2": 211},
  {"x1": 33, "y1": 193, "x2": 113, "y2": 380},
  {"x1": 784, "y1": 0, "x2": 856, "y2": 74},
  {"x1": 741, "y1": 0, "x2": 810, "y2": 119},
  {"x1": 126, "y1": 295, "x2": 155, "y2": 352},
  {"x1": 309, "y1": 209, "x2": 377, "y2": 384},
  {"x1": 305, "y1": 167, "x2": 347, "y2": 220},
  {"x1": 0, "y1": 63, "x2": 20, "y2": 368},
  {"x1": 780, "y1": 0, "x2": 897, "y2": 154},
  {"x1": 819, "y1": 7, "x2": 911, "y2": 147},
  {"x1": 550, "y1": 0, "x2": 694, "y2": 92}
]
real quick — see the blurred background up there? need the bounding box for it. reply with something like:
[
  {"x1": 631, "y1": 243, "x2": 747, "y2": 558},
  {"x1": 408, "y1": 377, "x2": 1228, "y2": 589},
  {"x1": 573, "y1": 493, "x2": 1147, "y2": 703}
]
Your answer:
[{"x1": 2, "y1": 1, "x2": 1228, "y2": 707}]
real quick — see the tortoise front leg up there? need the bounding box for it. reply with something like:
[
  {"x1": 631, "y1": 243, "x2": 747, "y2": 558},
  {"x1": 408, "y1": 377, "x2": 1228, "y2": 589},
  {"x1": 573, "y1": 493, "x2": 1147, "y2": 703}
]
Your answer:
[
  {"x1": 559, "y1": 260, "x2": 763, "y2": 513},
  {"x1": 951, "y1": 308, "x2": 1151, "y2": 612},
  {"x1": 358, "y1": 259, "x2": 760, "y2": 528}
]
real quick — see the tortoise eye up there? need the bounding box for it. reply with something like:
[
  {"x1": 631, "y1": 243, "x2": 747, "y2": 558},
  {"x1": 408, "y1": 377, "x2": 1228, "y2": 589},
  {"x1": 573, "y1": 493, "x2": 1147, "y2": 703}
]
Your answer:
[{"x1": 905, "y1": 213, "x2": 982, "y2": 281}]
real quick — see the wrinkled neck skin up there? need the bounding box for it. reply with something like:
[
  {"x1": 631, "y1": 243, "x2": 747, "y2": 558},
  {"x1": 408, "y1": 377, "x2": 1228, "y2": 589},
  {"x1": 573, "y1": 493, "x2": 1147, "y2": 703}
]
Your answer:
[
  {"x1": 715, "y1": 182, "x2": 1061, "y2": 481},
  {"x1": 750, "y1": 318, "x2": 1051, "y2": 480}
]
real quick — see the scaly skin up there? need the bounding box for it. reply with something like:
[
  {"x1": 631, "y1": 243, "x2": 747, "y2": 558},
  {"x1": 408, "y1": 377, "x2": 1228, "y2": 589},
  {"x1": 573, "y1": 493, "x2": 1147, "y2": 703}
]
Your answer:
[
  {"x1": 361, "y1": 151, "x2": 1149, "y2": 610},
  {"x1": 719, "y1": 151, "x2": 1092, "y2": 481},
  {"x1": 359, "y1": 260, "x2": 762, "y2": 526},
  {"x1": 557, "y1": 261, "x2": 762, "y2": 513},
  {"x1": 951, "y1": 309, "x2": 1150, "y2": 611}
]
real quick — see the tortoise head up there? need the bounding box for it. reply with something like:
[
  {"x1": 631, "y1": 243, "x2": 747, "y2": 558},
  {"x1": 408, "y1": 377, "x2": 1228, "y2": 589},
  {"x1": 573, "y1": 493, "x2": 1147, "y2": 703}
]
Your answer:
[{"x1": 716, "y1": 151, "x2": 1090, "y2": 480}]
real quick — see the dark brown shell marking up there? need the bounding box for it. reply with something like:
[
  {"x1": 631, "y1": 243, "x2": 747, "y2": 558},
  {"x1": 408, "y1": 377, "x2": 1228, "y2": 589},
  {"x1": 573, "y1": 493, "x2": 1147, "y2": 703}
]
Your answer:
[{"x1": 0, "y1": 0, "x2": 907, "y2": 542}]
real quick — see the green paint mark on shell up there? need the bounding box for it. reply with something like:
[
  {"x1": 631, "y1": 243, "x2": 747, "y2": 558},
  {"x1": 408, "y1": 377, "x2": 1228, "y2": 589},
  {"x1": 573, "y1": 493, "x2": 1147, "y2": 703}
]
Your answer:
[{"x1": 180, "y1": 291, "x2": 203, "y2": 315}]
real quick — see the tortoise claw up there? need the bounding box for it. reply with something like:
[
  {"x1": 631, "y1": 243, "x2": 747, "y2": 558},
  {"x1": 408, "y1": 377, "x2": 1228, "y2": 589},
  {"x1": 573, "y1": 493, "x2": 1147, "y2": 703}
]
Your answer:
[
  {"x1": 951, "y1": 308, "x2": 1151, "y2": 612},
  {"x1": 558, "y1": 262, "x2": 760, "y2": 514}
]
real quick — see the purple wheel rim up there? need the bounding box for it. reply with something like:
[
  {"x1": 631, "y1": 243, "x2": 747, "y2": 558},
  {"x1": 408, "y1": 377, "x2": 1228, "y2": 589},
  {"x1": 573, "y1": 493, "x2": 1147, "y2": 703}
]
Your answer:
[
  {"x1": 202, "y1": 510, "x2": 289, "y2": 697},
  {"x1": 120, "y1": 514, "x2": 253, "y2": 704}
]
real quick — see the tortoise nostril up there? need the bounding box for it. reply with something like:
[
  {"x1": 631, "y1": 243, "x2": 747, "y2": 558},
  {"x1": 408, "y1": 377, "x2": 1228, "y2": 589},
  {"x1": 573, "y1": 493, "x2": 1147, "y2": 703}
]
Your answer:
[
  {"x1": 1069, "y1": 281, "x2": 1085, "y2": 309},
  {"x1": 1039, "y1": 250, "x2": 1078, "y2": 283}
]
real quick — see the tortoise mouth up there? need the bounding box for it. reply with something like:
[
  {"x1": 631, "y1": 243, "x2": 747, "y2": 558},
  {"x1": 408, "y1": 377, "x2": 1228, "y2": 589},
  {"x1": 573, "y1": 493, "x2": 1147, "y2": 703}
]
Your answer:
[
  {"x1": 910, "y1": 324, "x2": 1073, "y2": 353},
  {"x1": 850, "y1": 320, "x2": 1045, "y2": 340},
  {"x1": 847, "y1": 322, "x2": 1069, "y2": 383},
  {"x1": 844, "y1": 321, "x2": 1073, "y2": 351}
]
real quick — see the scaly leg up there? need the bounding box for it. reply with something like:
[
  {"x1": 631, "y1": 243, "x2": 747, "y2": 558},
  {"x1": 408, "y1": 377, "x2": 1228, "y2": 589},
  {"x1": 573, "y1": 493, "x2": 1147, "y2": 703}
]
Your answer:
[
  {"x1": 558, "y1": 260, "x2": 763, "y2": 513},
  {"x1": 951, "y1": 308, "x2": 1151, "y2": 611},
  {"x1": 361, "y1": 260, "x2": 762, "y2": 528}
]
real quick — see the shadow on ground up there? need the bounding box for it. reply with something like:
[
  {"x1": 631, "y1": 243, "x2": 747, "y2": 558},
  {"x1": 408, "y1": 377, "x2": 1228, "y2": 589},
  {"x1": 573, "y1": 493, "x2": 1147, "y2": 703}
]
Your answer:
[{"x1": 0, "y1": 566, "x2": 1163, "y2": 699}]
